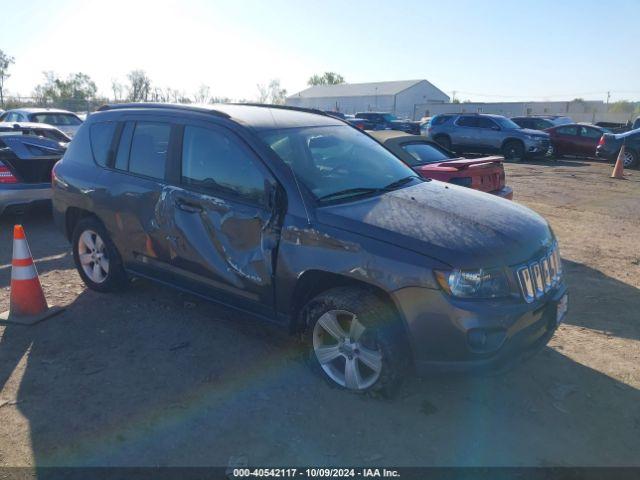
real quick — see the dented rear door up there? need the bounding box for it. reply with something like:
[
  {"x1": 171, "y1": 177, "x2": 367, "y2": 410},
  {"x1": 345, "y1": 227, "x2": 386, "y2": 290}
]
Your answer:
[{"x1": 156, "y1": 122, "x2": 280, "y2": 317}]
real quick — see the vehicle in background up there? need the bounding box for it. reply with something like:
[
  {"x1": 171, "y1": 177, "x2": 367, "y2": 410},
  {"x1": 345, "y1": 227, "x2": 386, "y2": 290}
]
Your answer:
[
  {"x1": 633, "y1": 117, "x2": 640, "y2": 131},
  {"x1": 511, "y1": 116, "x2": 573, "y2": 131},
  {"x1": 0, "y1": 123, "x2": 69, "y2": 215},
  {"x1": 594, "y1": 121, "x2": 630, "y2": 133},
  {"x1": 324, "y1": 111, "x2": 345, "y2": 119},
  {"x1": 596, "y1": 128, "x2": 640, "y2": 168},
  {"x1": 345, "y1": 115, "x2": 375, "y2": 130},
  {"x1": 369, "y1": 130, "x2": 512, "y2": 199},
  {"x1": 355, "y1": 112, "x2": 421, "y2": 135},
  {"x1": 0, "y1": 108, "x2": 83, "y2": 138},
  {"x1": 425, "y1": 113, "x2": 551, "y2": 160},
  {"x1": 545, "y1": 124, "x2": 610, "y2": 158},
  {"x1": 52, "y1": 103, "x2": 566, "y2": 392}
]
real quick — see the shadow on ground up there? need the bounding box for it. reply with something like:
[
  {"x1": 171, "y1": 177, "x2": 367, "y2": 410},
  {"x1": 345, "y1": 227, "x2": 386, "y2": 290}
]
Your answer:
[{"x1": 1, "y1": 257, "x2": 639, "y2": 469}]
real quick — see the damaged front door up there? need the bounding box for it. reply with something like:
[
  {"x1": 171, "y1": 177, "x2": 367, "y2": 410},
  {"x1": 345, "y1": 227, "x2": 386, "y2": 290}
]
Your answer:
[{"x1": 157, "y1": 123, "x2": 281, "y2": 318}]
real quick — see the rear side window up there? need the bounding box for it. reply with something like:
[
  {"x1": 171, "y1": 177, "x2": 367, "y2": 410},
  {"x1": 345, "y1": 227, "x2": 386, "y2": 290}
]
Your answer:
[
  {"x1": 456, "y1": 116, "x2": 478, "y2": 127},
  {"x1": 128, "y1": 122, "x2": 170, "y2": 179},
  {"x1": 31, "y1": 113, "x2": 82, "y2": 126},
  {"x1": 89, "y1": 122, "x2": 116, "y2": 166},
  {"x1": 579, "y1": 126, "x2": 603, "y2": 139},
  {"x1": 181, "y1": 126, "x2": 266, "y2": 204},
  {"x1": 556, "y1": 125, "x2": 578, "y2": 136},
  {"x1": 401, "y1": 142, "x2": 451, "y2": 165},
  {"x1": 429, "y1": 115, "x2": 452, "y2": 126}
]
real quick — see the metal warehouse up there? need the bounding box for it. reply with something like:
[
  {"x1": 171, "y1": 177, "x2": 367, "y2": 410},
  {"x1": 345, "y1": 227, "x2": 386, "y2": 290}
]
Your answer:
[{"x1": 286, "y1": 79, "x2": 450, "y2": 119}]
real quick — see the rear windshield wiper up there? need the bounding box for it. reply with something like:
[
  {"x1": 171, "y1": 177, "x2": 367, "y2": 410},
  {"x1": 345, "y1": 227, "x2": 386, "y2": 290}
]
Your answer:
[{"x1": 317, "y1": 187, "x2": 383, "y2": 202}]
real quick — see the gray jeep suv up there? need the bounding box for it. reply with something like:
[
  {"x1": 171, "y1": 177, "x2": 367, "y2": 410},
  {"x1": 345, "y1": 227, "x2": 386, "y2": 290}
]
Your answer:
[
  {"x1": 425, "y1": 113, "x2": 551, "y2": 160},
  {"x1": 52, "y1": 103, "x2": 567, "y2": 393}
]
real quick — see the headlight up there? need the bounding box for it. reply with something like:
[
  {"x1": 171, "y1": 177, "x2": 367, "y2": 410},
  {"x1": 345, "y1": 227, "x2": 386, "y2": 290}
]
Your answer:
[{"x1": 435, "y1": 268, "x2": 510, "y2": 299}]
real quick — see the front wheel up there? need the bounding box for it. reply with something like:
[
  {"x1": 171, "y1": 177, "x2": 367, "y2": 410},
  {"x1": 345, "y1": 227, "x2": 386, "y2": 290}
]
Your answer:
[
  {"x1": 72, "y1": 216, "x2": 127, "y2": 292},
  {"x1": 304, "y1": 287, "x2": 408, "y2": 394},
  {"x1": 502, "y1": 140, "x2": 525, "y2": 161},
  {"x1": 622, "y1": 148, "x2": 638, "y2": 168}
]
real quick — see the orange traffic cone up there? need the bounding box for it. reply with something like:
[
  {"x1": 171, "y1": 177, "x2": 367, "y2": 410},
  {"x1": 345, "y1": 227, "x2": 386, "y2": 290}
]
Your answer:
[
  {"x1": 611, "y1": 144, "x2": 626, "y2": 179},
  {"x1": 0, "y1": 225, "x2": 63, "y2": 325}
]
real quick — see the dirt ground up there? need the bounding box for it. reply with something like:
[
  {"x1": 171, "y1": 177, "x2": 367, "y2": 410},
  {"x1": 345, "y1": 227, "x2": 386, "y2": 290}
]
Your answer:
[{"x1": 0, "y1": 159, "x2": 638, "y2": 468}]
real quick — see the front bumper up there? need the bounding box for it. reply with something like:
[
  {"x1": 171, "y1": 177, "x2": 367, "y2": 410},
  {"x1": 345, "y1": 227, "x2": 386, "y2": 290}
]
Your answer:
[
  {"x1": 393, "y1": 282, "x2": 568, "y2": 374},
  {"x1": 0, "y1": 183, "x2": 52, "y2": 215},
  {"x1": 525, "y1": 140, "x2": 551, "y2": 157},
  {"x1": 491, "y1": 186, "x2": 513, "y2": 200}
]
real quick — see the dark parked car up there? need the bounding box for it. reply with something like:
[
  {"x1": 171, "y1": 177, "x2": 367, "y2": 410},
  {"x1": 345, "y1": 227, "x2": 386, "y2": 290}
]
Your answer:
[
  {"x1": 0, "y1": 122, "x2": 69, "y2": 215},
  {"x1": 369, "y1": 130, "x2": 513, "y2": 199},
  {"x1": 426, "y1": 113, "x2": 551, "y2": 160},
  {"x1": 545, "y1": 124, "x2": 610, "y2": 158},
  {"x1": 596, "y1": 128, "x2": 640, "y2": 168},
  {"x1": 52, "y1": 103, "x2": 567, "y2": 392},
  {"x1": 511, "y1": 117, "x2": 556, "y2": 131},
  {"x1": 355, "y1": 112, "x2": 421, "y2": 135},
  {"x1": 344, "y1": 115, "x2": 375, "y2": 130}
]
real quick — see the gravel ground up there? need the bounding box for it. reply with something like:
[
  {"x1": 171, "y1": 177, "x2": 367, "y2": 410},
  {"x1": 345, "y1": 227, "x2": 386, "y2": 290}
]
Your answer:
[{"x1": 0, "y1": 159, "x2": 638, "y2": 467}]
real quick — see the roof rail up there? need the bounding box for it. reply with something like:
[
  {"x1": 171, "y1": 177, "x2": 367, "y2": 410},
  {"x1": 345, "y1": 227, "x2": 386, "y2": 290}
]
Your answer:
[
  {"x1": 96, "y1": 103, "x2": 230, "y2": 118},
  {"x1": 227, "y1": 103, "x2": 330, "y2": 117}
]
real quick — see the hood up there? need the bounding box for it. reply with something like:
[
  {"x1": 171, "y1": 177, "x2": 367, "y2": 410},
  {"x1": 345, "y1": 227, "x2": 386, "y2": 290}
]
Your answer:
[{"x1": 316, "y1": 181, "x2": 553, "y2": 269}]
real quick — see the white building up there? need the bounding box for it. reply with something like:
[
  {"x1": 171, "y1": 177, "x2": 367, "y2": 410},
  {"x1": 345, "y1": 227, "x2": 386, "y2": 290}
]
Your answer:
[{"x1": 286, "y1": 80, "x2": 450, "y2": 119}]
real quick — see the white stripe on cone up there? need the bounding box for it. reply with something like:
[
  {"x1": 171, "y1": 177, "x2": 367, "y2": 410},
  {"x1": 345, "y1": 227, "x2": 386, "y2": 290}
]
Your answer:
[
  {"x1": 12, "y1": 238, "x2": 32, "y2": 260},
  {"x1": 11, "y1": 264, "x2": 38, "y2": 281}
]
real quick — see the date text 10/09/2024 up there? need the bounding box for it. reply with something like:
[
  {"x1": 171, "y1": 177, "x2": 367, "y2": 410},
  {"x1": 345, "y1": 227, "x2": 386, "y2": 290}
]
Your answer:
[{"x1": 232, "y1": 468, "x2": 401, "y2": 478}]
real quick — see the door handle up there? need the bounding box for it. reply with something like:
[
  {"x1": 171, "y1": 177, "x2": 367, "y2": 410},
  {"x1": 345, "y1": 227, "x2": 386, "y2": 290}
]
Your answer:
[{"x1": 175, "y1": 199, "x2": 203, "y2": 213}]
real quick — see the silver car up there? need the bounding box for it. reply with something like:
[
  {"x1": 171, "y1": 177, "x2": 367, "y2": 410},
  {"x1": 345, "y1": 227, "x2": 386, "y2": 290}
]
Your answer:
[{"x1": 0, "y1": 108, "x2": 83, "y2": 138}]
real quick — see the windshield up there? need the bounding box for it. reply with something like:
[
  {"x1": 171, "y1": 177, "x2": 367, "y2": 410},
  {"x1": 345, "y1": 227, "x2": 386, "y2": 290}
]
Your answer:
[
  {"x1": 260, "y1": 126, "x2": 419, "y2": 202},
  {"x1": 494, "y1": 117, "x2": 522, "y2": 130},
  {"x1": 401, "y1": 142, "x2": 452, "y2": 165},
  {"x1": 30, "y1": 113, "x2": 82, "y2": 126}
]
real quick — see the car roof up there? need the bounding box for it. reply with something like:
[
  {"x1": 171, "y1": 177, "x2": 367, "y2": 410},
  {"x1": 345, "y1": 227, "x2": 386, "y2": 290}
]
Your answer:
[
  {"x1": 0, "y1": 121, "x2": 61, "y2": 130},
  {"x1": 5, "y1": 108, "x2": 78, "y2": 115},
  {"x1": 95, "y1": 103, "x2": 344, "y2": 131}
]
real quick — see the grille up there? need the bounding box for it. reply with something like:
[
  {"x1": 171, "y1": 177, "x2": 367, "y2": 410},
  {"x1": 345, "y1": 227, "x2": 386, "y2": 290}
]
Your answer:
[{"x1": 516, "y1": 244, "x2": 562, "y2": 303}]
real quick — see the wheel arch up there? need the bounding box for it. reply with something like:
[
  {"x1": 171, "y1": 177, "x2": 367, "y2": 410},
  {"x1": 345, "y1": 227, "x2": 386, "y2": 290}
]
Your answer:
[
  {"x1": 500, "y1": 137, "x2": 525, "y2": 150},
  {"x1": 64, "y1": 207, "x2": 102, "y2": 242},
  {"x1": 290, "y1": 270, "x2": 411, "y2": 348}
]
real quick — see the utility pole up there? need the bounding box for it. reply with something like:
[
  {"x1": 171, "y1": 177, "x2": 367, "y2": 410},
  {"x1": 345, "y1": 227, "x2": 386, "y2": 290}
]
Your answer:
[
  {"x1": 451, "y1": 90, "x2": 457, "y2": 103},
  {"x1": 606, "y1": 91, "x2": 611, "y2": 105}
]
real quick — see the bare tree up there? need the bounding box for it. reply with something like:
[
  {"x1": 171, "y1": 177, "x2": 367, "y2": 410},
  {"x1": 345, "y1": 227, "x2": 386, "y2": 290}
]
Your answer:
[
  {"x1": 111, "y1": 79, "x2": 124, "y2": 101},
  {"x1": 126, "y1": 70, "x2": 151, "y2": 102},
  {"x1": 193, "y1": 84, "x2": 210, "y2": 104},
  {"x1": 0, "y1": 49, "x2": 15, "y2": 108},
  {"x1": 256, "y1": 79, "x2": 287, "y2": 105}
]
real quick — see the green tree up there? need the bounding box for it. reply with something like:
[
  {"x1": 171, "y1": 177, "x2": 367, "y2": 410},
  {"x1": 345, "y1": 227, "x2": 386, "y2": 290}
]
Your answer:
[
  {"x1": 32, "y1": 71, "x2": 97, "y2": 106},
  {"x1": 609, "y1": 100, "x2": 635, "y2": 114},
  {"x1": 0, "y1": 49, "x2": 15, "y2": 107},
  {"x1": 307, "y1": 72, "x2": 345, "y2": 86}
]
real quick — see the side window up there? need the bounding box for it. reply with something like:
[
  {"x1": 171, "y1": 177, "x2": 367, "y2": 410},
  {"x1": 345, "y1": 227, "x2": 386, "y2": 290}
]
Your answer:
[
  {"x1": 556, "y1": 125, "x2": 578, "y2": 136},
  {"x1": 579, "y1": 126, "x2": 602, "y2": 139},
  {"x1": 89, "y1": 122, "x2": 117, "y2": 166},
  {"x1": 181, "y1": 126, "x2": 267, "y2": 204},
  {"x1": 128, "y1": 122, "x2": 170, "y2": 179},
  {"x1": 114, "y1": 122, "x2": 135, "y2": 171},
  {"x1": 456, "y1": 116, "x2": 478, "y2": 127},
  {"x1": 476, "y1": 117, "x2": 497, "y2": 129}
]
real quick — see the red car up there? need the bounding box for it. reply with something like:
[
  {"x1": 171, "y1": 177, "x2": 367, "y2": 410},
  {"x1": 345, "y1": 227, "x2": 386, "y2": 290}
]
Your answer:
[
  {"x1": 370, "y1": 130, "x2": 513, "y2": 199},
  {"x1": 545, "y1": 123, "x2": 610, "y2": 158}
]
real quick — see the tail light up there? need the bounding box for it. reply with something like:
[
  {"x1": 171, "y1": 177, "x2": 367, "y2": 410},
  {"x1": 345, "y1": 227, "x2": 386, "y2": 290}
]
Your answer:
[
  {"x1": 598, "y1": 136, "x2": 606, "y2": 146},
  {"x1": 0, "y1": 161, "x2": 18, "y2": 184}
]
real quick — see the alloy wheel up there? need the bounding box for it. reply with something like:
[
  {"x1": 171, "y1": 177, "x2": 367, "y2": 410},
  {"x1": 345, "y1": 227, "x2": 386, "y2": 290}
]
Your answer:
[
  {"x1": 312, "y1": 309, "x2": 383, "y2": 390},
  {"x1": 78, "y1": 229, "x2": 110, "y2": 284},
  {"x1": 623, "y1": 151, "x2": 634, "y2": 168}
]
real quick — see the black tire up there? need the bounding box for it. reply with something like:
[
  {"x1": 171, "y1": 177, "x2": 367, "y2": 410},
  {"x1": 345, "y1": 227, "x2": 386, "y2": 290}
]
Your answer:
[
  {"x1": 303, "y1": 287, "x2": 408, "y2": 395},
  {"x1": 502, "y1": 140, "x2": 525, "y2": 161},
  {"x1": 72, "y1": 216, "x2": 127, "y2": 293},
  {"x1": 434, "y1": 135, "x2": 451, "y2": 151},
  {"x1": 623, "y1": 148, "x2": 638, "y2": 168}
]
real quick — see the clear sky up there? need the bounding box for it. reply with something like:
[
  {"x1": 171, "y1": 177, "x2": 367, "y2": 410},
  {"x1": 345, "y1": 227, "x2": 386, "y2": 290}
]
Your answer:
[{"x1": 1, "y1": 0, "x2": 639, "y2": 102}]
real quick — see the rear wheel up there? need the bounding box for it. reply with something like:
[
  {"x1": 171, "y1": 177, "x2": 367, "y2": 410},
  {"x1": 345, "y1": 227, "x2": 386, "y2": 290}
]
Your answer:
[
  {"x1": 502, "y1": 140, "x2": 525, "y2": 161},
  {"x1": 434, "y1": 135, "x2": 451, "y2": 151},
  {"x1": 304, "y1": 287, "x2": 408, "y2": 395},
  {"x1": 72, "y1": 217, "x2": 127, "y2": 292}
]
